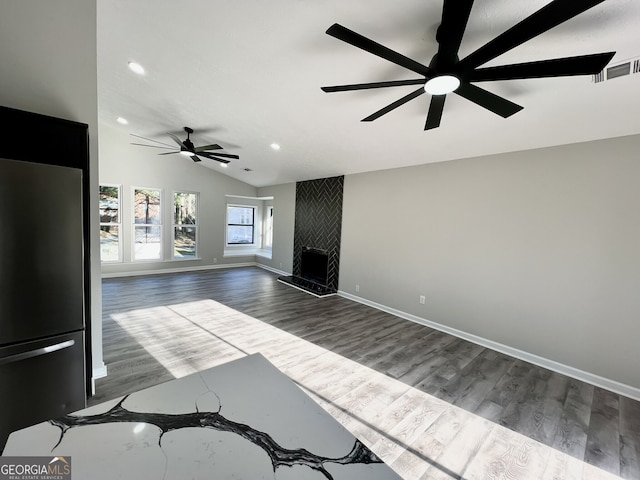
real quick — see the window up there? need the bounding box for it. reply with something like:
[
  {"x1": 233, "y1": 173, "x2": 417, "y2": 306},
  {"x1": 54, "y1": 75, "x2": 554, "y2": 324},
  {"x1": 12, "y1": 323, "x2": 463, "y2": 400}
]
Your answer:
[
  {"x1": 99, "y1": 185, "x2": 121, "y2": 262},
  {"x1": 133, "y1": 188, "x2": 162, "y2": 260},
  {"x1": 227, "y1": 205, "x2": 255, "y2": 245},
  {"x1": 173, "y1": 192, "x2": 198, "y2": 259},
  {"x1": 264, "y1": 206, "x2": 273, "y2": 249}
]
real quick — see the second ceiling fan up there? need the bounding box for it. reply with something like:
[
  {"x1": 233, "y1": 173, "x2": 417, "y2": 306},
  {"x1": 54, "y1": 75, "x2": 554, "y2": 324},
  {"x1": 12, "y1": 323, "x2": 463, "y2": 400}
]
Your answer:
[
  {"x1": 322, "y1": 0, "x2": 616, "y2": 130},
  {"x1": 131, "y1": 127, "x2": 239, "y2": 163}
]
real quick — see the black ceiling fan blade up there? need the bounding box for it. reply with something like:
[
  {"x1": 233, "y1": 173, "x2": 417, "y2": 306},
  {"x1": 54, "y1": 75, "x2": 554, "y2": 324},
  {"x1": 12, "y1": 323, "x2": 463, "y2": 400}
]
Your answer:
[
  {"x1": 130, "y1": 134, "x2": 176, "y2": 149},
  {"x1": 326, "y1": 23, "x2": 432, "y2": 77},
  {"x1": 194, "y1": 143, "x2": 223, "y2": 152},
  {"x1": 455, "y1": 83, "x2": 523, "y2": 118},
  {"x1": 130, "y1": 143, "x2": 176, "y2": 150},
  {"x1": 468, "y1": 52, "x2": 615, "y2": 81},
  {"x1": 322, "y1": 79, "x2": 426, "y2": 92},
  {"x1": 457, "y1": 0, "x2": 607, "y2": 72},
  {"x1": 158, "y1": 151, "x2": 181, "y2": 155},
  {"x1": 190, "y1": 155, "x2": 202, "y2": 163},
  {"x1": 361, "y1": 87, "x2": 425, "y2": 122},
  {"x1": 204, "y1": 152, "x2": 239, "y2": 159},
  {"x1": 437, "y1": 0, "x2": 475, "y2": 62},
  {"x1": 167, "y1": 133, "x2": 186, "y2": 148},
  {"x1": 197, "y1": 152, "x2": 232, "y2": 163},
  {"x1": 425, "y1": 95, "x2": 446, "y2": 130}
]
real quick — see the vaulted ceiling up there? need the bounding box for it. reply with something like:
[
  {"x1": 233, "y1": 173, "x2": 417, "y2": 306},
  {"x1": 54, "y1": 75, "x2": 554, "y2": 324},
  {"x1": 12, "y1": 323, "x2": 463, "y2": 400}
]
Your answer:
[{"x1": 98, "y1": 0, "x2": 640, "y2": 187}]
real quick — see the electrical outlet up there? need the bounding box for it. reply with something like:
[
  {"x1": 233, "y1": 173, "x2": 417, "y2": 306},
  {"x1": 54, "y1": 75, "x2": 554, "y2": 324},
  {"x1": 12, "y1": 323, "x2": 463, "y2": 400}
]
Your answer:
[
  {"x1": 355, "y1": 284, "x2": 360, "y2": 292},
  {"x1": 419, "y1": 295, "x2": 426, "y2": 304}
]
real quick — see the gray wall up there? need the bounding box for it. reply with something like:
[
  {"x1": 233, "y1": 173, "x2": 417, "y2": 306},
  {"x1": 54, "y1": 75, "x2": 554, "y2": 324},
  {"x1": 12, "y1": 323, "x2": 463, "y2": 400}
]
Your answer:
[
  {"x1": 340, "y1": 134, "x2": 640, "y2": 391},
  {"x1": 99, "y1": 123, "x2": 259, "y2": 276},
  {"x1": 0, "y1": 0, "x2": 104, "y2": 379}
]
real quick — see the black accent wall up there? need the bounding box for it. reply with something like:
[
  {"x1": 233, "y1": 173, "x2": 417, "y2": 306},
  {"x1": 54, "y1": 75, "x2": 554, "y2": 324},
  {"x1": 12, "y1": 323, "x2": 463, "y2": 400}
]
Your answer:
[{"x1": 293, "y1": 176, "x2": 344, "y2": 291}]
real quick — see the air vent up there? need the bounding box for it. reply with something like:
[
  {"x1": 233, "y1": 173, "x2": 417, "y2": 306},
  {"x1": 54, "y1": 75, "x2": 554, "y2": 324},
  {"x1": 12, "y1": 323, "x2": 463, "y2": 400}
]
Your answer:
[
  {"x1": 593, "y1": 57, "x2": 639, "y2": 83},
  {"x1": 608, "y1": 62, "x2": 630, "y2": 79}
]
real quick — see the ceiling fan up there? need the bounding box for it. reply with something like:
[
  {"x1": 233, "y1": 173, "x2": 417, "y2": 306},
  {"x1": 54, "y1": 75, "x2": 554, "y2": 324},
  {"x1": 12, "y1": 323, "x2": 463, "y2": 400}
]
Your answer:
[
  {"x1": 131, "y1": 127, "x2": 239, "y2": 163},
  {"x1": 321, "y1": 0, "x2": 616, "y2": 130}
]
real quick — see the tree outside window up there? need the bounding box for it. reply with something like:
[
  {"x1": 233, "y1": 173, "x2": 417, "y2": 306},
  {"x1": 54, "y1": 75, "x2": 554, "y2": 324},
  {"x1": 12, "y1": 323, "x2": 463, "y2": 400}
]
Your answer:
[
  {"x1": 173, "y1": 192, "x2": 198, "y2": 258},
  {"x1": 100, "y1": 185, "x2": 121, "y2": 262},
  {"x1": 133, "y1": 188, "x2": 162, "y2": 260}
]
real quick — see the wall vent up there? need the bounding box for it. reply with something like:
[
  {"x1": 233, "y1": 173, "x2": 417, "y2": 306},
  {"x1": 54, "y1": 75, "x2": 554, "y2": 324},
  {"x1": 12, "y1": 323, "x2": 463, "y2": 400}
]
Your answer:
[{"x1": 593, "y1": 57, "x2": 639, "y2": 83}]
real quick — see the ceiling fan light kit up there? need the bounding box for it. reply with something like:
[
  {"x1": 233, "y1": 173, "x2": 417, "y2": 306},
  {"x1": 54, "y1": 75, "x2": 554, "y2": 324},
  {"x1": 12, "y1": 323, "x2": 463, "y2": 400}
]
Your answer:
[
  {"x1": 322, "y1": 0, "x2": 616, "y2": 130},
  {"x1": 424, "y1": 75, "x2": 460, "y2": 95}
]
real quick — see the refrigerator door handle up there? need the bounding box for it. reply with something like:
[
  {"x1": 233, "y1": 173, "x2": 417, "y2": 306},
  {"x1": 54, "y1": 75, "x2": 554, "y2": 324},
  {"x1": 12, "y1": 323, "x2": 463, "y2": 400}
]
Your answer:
[{"x1": 0, "y1": 340, "x2": 75, "y2": 366}]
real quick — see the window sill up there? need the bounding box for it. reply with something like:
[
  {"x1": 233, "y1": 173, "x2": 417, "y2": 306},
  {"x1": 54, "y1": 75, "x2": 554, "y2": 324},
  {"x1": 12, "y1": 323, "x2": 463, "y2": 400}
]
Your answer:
[
  {"x1": 256, "y1": 249, "x2": 272, "y2": 260},
  {"x1": 224, "y1": 247, "x2": 272, "y2": 259},
  {"x1": 102, "y1": 257, "x2": 202, "y2": 265}
]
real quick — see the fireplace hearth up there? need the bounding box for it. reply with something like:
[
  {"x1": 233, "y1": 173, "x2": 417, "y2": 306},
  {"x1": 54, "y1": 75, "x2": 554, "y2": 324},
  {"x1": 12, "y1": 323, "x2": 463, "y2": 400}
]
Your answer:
[{"x1": 278, "y1": 247, "x2": 336, "y2": 297}]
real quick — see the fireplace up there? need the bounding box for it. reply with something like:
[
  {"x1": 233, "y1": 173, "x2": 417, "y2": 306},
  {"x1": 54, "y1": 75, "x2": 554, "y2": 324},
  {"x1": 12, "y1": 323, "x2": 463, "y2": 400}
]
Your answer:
[
  {"x1": 277, "y1": 246, "x2": 336, "y2": 297},
  {"x1": 279, "y1": 176, "x2": 343, "y2": 297},
  {"x1": 300, "y1": 247, "x2": 329, "y2": 286}
]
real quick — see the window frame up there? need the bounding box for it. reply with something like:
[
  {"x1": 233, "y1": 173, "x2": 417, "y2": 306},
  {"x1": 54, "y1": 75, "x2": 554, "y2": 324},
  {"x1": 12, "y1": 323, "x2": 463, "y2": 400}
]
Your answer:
[
  {"x1": 132, "y1": 186, "x2": 163, "y2": 262},
  {"x1": 99, "y1": 184, "x2": 122, "y2": 263},
  {"x1": 172, "y1": 190, "x2": 199, "y2": 260},
  {"x1": 226, "y1": 204, "x2": 257, "y2": 246}
]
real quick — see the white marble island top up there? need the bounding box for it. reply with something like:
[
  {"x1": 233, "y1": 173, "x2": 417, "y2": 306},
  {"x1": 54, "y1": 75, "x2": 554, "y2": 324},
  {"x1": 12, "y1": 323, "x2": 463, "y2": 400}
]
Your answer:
[{"x1": 3, "y1": 354, "x2": 402, "y2": 479}]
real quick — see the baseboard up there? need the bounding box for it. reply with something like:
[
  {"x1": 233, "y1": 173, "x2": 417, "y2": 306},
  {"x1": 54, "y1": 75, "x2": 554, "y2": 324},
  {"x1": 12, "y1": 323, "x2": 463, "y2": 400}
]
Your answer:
[
  {"x1": 256, "y1": 263, "x2": 290, "y2": 277},
  {"x1": 102, "y1": 262, "x2": 289, "y2": 280},
  {"x1": 338, "y1": 290, "x2": 640, "y2": 401},
  {"x1": 92, "y1": 362, "x2": 107, "y2": 378},
  {"x1": 101, "y1": 262, "x2": 255, "y2": 279},
  {"x1": 91, "y1": 363, "x2": 108, "y2": 396}
]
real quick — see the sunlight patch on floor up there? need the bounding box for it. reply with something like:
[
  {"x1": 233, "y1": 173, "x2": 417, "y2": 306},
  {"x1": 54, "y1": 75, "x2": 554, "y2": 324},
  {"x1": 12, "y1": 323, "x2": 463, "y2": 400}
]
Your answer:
[{"x1": 111, "y1": 299, "x2": 621, "y2": 479}]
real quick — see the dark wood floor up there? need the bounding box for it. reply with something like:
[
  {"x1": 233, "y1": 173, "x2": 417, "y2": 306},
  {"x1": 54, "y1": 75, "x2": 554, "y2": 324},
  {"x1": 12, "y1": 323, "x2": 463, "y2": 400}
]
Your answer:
[{"x1": 95, "y1": 267, "x2": 640, "y2": 479}]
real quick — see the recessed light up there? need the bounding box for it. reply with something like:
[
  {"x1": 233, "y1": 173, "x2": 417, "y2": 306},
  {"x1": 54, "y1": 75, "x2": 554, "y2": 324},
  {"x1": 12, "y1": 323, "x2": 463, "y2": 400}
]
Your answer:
[
  {"x1": 128, "y1": 61, "x2": 145, "y2": 75},
  {"x1": 424, "y1": 75, "x2": 460, "y2": 95},
  {"x1": 270, "y1": 143, "x2": 280, "y2": 150},
  {"x1": 116, "y1": 117, "x2": 128, "y2": 125}
]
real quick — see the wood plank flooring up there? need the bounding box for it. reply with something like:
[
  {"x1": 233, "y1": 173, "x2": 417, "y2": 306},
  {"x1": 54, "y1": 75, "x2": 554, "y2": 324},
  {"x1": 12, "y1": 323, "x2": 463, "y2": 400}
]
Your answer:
[{"x1": 94, "y1": 267, "x2": 640, "y2": 479}]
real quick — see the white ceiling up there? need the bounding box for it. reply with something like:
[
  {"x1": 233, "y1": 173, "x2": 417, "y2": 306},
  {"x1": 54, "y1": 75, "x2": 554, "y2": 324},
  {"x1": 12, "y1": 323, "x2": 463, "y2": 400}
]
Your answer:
[{"x1": 97, "y1": 0, "x2": 640, "y2": 187}]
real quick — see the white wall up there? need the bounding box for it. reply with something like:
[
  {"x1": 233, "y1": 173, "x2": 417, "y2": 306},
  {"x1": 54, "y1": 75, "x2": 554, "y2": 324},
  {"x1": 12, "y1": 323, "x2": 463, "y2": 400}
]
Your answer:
[
  {"x1": 340, "y1": 134, "x2": 640, "y2": 394},
  {"x1": 257, "y1": 183, "x2": 296, "y2": 274},
  {"x1": 0, "y1": 1, "x2": 104, "y2": 381},
  {"x1": 99, "y1": 123, "x2": 259, "y2": 275}
]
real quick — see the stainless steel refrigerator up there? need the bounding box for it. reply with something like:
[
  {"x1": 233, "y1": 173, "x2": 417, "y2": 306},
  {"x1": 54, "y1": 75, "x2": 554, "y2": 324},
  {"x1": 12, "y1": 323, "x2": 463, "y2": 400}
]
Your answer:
[{"x1": 0, "y1": 153, "x2": 87, "y2": 450}]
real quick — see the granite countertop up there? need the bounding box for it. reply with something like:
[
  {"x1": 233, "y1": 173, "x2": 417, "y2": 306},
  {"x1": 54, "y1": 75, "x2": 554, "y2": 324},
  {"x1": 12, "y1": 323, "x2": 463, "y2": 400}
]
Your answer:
[{"x1": 3, "y1": 353, "x2": 402, "y2": 479}]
